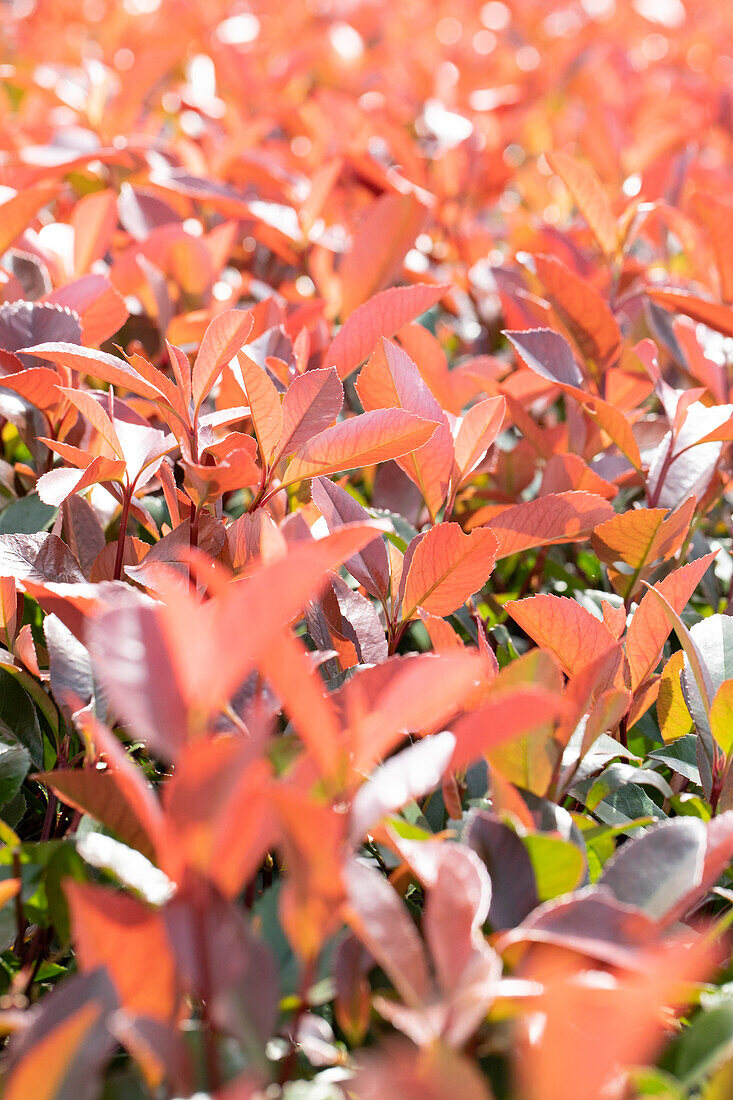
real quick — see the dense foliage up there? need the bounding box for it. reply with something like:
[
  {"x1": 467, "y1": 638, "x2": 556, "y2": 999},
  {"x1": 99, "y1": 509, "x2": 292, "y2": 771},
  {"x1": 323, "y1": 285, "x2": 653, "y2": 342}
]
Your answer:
[{"x1": 3, "y1": 0, "x2": 733, "y2": 1096}]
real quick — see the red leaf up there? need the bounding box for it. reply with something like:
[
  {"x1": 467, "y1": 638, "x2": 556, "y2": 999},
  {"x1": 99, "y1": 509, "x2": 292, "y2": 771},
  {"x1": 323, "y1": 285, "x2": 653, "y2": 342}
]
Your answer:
[
  {"x1": 0, "y1": 533, "x2": 85, "y2": 584},
  {"x1": 450, "y1": 687, "x2": 566, "y2": 771},
  {"x1": 311, "y1": 476, "x2": 391, "y2": 601},
  {"x1": 88, "y1": 525, "x2": 384, "y2": 756},
  {"x1": 44, "y1": 275, "x2": 128, "y2": 347},
  {"x1": 37, "y1": 455, "x2": 127, "y2": 506},
  {"x1": 41, "y1": 767, "x2": 161, "y2": 864},
  {"x1": 22, "y1": 343, "x2": 170, "y2": 404},
  {"x1": 338, "y1": 651, "x2": 484, "y2": 772},
  {"x1": 3, "y1": 974, "x2": 114, "y2": 1100},
  {"x1": 344, "y1": 858, "x2": 431, "y2": 1006},
  {"x1": 349, "y1": 731, "x2": 456, "y2": 841}
]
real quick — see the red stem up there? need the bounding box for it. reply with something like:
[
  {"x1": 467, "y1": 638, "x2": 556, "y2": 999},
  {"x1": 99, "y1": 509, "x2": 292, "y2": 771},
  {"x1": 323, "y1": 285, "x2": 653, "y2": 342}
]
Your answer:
[{"x1": 113, "y1": 490, "x2": 133, "y2": 581}]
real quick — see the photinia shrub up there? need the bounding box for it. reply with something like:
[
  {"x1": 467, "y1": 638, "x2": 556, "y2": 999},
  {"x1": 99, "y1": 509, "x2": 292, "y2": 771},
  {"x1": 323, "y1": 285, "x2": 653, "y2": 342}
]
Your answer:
[{"x1": 1, "y1": 1, "x2": 733, "y2": 1098}]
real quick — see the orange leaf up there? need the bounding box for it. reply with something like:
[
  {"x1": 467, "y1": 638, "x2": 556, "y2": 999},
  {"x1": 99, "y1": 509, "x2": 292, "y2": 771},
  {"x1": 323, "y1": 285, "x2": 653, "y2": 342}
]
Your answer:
[
  {"x1": 0, "y1": 878, "x2": 19, "y2": 910},
  {"x1": 339, "y1": 192, "x2": 428, "y2": 316},
  {"x1": 192, "y1": 308, "x2": 254, "y2": 411},
  {"x1": 546, "y1": 151, "x2": 619, "y2": 258},
  {"x1": 481, "y1": 492, "x2": 614, "y2": 558},
  {"x1": 72, "y1": 189, "x2": 118, "y2": 275},
  {"x1": 4, "y1": 1000, "x2": 106, "y2": 1100},
  {"x1": 592, "y1": 497, "x2": 696, "y2": 572},
  {"x1": 533, "y1": 253, "x2": 622, "y2": 368},
  {"x1": 647, "y1": 287, "x2": 733, "y2": 338},
  {"x1": 58, "y1": 387, "x2": 121, "y2": 456},
  {"x1": 506, "y1": 594, "x2": 621, "y2": 679},
  {"x1": 691, "y1": 192, "x2": 733, "y2": 303},
  {"x1": 67, "y1": 882, "x2": 178, "y2": 1022},
  {"x1": 399, "y1": 523, "x2": 498, "y2": 622},
  {"x1": 452, "y1": 396, "x2": 506, "y2": 487},
  {"x1": 257, "y1": 630, "x2": 343, "y2": 777},
  {"x1": 583, "y1": 397, "x2": 643, "y2": 472},
  {"x1": 357, "y1": 339, "x2": 453, "y2": 519},
  {"x1": 625, "y1": 552, "x2": 716, "y2": 691},
  {"x1": 539, "y1": 454, "x2": 617, "y2": 500},
  {"x1": 236, "y1": 350, "x2": 283, "y2": 466},
  {"x1": 0, "y1": 184, "x2": 57, "y2": 255},
  {"x1": 0, "y1": 368, "x2": 63, "y2": 414},
  {"x1": 517, "y1": 930, "x2": 717, "y2": 1100}
]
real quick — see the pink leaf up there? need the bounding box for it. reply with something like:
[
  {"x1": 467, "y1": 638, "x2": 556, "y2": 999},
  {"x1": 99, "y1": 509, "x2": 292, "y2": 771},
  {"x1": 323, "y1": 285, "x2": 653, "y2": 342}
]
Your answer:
[
  {"x1": 327, "y1": 283, "x2": 450, "y2": 380},
  {"x1": 283, "y1": 408, "x2": 437, "y2": 485}
]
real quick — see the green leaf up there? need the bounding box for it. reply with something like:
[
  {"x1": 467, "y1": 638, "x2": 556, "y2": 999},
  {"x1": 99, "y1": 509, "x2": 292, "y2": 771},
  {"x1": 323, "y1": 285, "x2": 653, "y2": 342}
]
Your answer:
[
  {"x1": 572, "y1": 816, "x2": 650, "y2": 882},
  {"x1": 594, "y1": 784, "x2": 666, "y2": 828},
  {"x1": 670, "y1": 793, "x2": 712, "y2": 820},
  {"x1": 673, "y1": 1005, "x2": 733, "y2": 1089},
  {"x1": 43, "y1": 841, "x2": 85, "y2": 945},
  {"x1": 252, "y1": 883, "x2": 299, "y2": 996},
  {"x1": 584, "y1": 763, "x2": 673, "y2": 812},
  {"x1": 710, "y1": 680, "x2": 733, "y2": 756},
  {"x1": 627, "y1": 1066, "x2": 685, "y2": 1098},
  {"x1": 0, "y1": 493, "x2": 57, "y2": 535},
  {"x1": 522, "y1": 834, "x2": 585, "y2": 900},
  {"x1": 648, "y1": 735, "x2": 701, "y2": 784},
  {"x1": 0, "y1": 653, "x2": 60, "y2": 744},
  {"x1": 0, "y1": 669, "x2": 44, "y2": 768},
  {"x1": 366, "y1": 507, "x2": 418, "y2": 551},
  {"x1": 0, "y1": 743, "x2": 30, "y2": 807}
]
